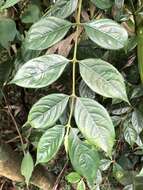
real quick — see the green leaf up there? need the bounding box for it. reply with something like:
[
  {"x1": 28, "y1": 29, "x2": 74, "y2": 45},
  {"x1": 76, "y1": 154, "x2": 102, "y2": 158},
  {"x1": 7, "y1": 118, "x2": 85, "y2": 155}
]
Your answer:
[
  {"x1": 137, "y1": 167, "x2": 143, "y2": 177},
  {"x1": 90, "y1": 0, "x2": 112, "y2": 9},
  {"x1": 66, "y1": 172, "x2": 81, "y2": 184},
  {"x1": 21, "y1": 152, "x2": 34, "y2": 185},
  {"x1": 99, "y1": 159, "x2": 112, "y2": 171},
  {"x1": 95, "y1": 170, "x2": 102, "y2": 185},
  {"x1": 83, "y1": 19, "x2": 128, "y2": 50},
  {"x1": 68, "y1": 131, "x2": 100, "y2": 184},
  {"x1": 79, "y1": 59, "x2": 128, "y2": 102},
  {"x1": 0, "y1": 18, "x2": 17, "y2": 48},
  {"x1": 79, "y1": 80, "x2": 96, "y2": 99},
  {"x1": 45, "y1": 0, "x2": 78, "y2": 19},
  {"x1": 11, "y1": 54, "x2": 69, "y2": 88},
  {"x1": 113, "y1": 163, "x2": 125, "y2": 183},
  {"x1": 77, "y1": 179, "x2": 86, "y2": 190},
  {"x1": 112, "y1": 163, "x2": 133, "y2": 186},
  {"x1": 123, "y1": 185, "x2": 133, "y2": 190},
  {"x1": 74, "y1": 97, "x2": 115, "y2": 155},
  {"x1": 36, "y1": 125, "x2": 65, "y2": 164},
  {"x1": 132, "y1": 109, "x2": 143, "y2": 134},
  {"x1": 25, "y1": 17, "x2": 72, "y2": 50},
  {"x1": 124, "y1": 119, "x2": 137, "y2": 147},
  {"x1": 0, "y1": 0, "x2": 20, "y2": 9},
  {"x1": 28, "y1": 93, "x2": 69, "y2": 129},
  {"x1": 21, "y1": 4, "x2": 41, "y2": 23}
]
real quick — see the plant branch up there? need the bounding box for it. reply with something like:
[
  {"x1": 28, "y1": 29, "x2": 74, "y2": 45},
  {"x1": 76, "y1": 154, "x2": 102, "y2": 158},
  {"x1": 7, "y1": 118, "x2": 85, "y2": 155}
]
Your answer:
[
  {"x1": 67, "y1": 0, "x2": 82, "y2": 126},
  {"x1": 1, "y1": 90, "x2": 26, "y2": 155}
]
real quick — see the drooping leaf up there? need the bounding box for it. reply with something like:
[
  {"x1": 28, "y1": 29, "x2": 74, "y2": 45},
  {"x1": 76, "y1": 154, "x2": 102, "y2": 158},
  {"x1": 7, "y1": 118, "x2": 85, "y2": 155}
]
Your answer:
[
  {"x1": 79, "y1": 59, "x2": 128, "y2": 102},
  {"x1": 25, "y1": 17, "x2": 72, "y2": 50},
  {"x1": 79, "y1": 80, "x2": 96, "y2": 99},
  {"x1": 0, "y1": 18, "x2": 17, "y2": 48},
  {"x1": 74, "y1": 97, "x2": 115, "y2": 155},
  {"x1": 77, "y1": 179, "x2": 86, "y2": 190},
  {"x1": 36, "y1": 125, "x2": 65, "y2": 164},
  {"x1": 132, "y1": 109, "x2": 143, "y2": 134},
  {"x1": 45, "y1": 0, "x2": 78, "y2": 19},
  {"x1": 124, "y1": 119, "x2": 137, "y2": 147},
  {"x1": 90, "y1": 0, "x2": 112, "y2": 9},
  {"x1": 83, "y1": 19, "x2": 128, "y2": 50},
  {"x1": 68, "y1": 131, "x2": 100, "y2": 185},
  {"x1": 11, "y1": 54, "x2": 69, "y2": 88},
  {"x1": 66, "y1": 172, "x2": 81, "y2": 184},
  {"x1": 21, "y1": 152, "x2": 34, "y2": 185},
  {"x1": 28, "y1": 93, "x2": 69, "y2": 129},
  {"x1": 0, "y1": 0, "x2": 20, "y2": 9}
]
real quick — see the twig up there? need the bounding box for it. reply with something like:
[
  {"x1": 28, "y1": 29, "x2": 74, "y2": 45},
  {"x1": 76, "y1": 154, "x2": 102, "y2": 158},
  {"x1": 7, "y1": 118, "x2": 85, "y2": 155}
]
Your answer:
[
  {"x1": 1, "y1": 90, "x2": 25, "y2": 155},
  {"x1": 52, "y1": 160, "x2": 68, "y2": 190}
]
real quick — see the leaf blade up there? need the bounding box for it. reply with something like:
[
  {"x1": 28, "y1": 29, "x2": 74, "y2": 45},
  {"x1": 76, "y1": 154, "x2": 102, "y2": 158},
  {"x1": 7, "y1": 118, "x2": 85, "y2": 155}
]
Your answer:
[
  {"x1": 25, "y1": 17, "x2": 72, "y2": 50},
  {"x1": 36, "y1": 125, "x2": 65, "y2": 164},
  {"x1": 68, "y1": 131, "x2": 100, "y2": 184},
  {"x1": 74, "y1": 97, "x2": 115, "y2": 155},
  {"x1": 0, "y1": 0, "x2": 20, "y2": 9},
  {"x1": 11, "y1": 54, "x2": 69, "y2": 88},
  {"x1": 28, "y1": 93, "x2": 69, "y2": 129},
  {"x1": 79, "y1": 58, "x2": 128, "y2": 102},
  {"x1": 45, "y1": 0, "x2": 78, "y2": 19},
  {"x1": 90, "y1": 0, "x2": 112, "y2": 9},
  {"x1": 21, "y1": 152, "x2": 34, "y2": 186},
  {"x1": 84, "y1": 19, "x2": 128, "y2": 50}
]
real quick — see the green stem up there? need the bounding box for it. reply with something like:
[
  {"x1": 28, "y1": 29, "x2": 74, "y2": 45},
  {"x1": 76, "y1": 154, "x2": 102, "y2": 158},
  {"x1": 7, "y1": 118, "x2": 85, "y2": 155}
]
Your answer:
[
  {"x1": 137, "y1": 27, "x2": 143, "y2": 83},
  {"x1": 66, "y1": 0, "x2": 82, "y2": 135},
  {"x1": 135, "y1": 1, "x2": 143, "y2": 83}
]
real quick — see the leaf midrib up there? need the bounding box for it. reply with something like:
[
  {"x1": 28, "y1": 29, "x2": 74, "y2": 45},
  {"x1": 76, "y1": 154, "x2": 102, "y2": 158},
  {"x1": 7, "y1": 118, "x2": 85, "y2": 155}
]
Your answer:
[
  {"x1": 84, "y1": 23, "x2": 125, "y2": 47},
  {"x1": 80, "y1": 62, "x2": 126, "y2": 100},
  {"x1": 29, "y1": 23, "x2": 72, "y2": 40}
]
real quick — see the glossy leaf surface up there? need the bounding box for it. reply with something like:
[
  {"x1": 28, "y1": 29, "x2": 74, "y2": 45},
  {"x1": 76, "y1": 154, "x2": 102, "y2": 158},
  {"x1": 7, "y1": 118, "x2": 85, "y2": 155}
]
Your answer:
[
  {"x1": 79, "y1": 80, "x2": 96, "y2": 99},
  {"x1": 132, "y1": 109, "x2": 143, "y2": 134},
  {"x1": 69, "y1": 131, "x2": 100, "y2": 184},
  {"x1": 0, "y1": 0, "x2": 20, "y2": 9},
  {"x1": 74, "y1": 97, "x2": 115, "y2": 155},
  {"x1": 79, "y1": 59, "x2": 128, "y2": 102},
  {"x1": 28, "y1": 93, "x2": 69, "y2": 129},
  {"x1": 25, "y1": 17, "x2": 72, "y2": 50},
  {"x1": 90, "y1": 0, "x2": 112, "y2": 9},
  {"x1": 45, "y1": 0, "x2": 78, "y2": 19},
  {"x1": 124, "y1": 119, "x2": 137, "y2": 146},
  {"x1": 84, "y1": 19, "x2": 128, "y2": 50},
  {"x1": 37, "y1": 125, "x2": 65, "y2": 164},
  {"x1": 11, "y1": 54, "x2": 69, "y2": 88}
]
